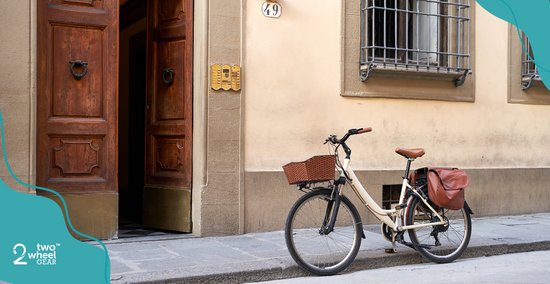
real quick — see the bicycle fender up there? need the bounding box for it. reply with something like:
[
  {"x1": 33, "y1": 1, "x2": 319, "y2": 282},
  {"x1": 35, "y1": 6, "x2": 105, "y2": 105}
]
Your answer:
[{"x1": 464, "y1": 199, "x2": 474, "y2": 215}]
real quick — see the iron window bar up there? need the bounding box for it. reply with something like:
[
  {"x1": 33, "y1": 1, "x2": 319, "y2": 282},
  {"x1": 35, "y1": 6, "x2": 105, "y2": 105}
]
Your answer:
[
  {"x1": 521, "y1": 31, "x2": 539, "y2": 90},
  {"x1": 360, "y1": 0, "x2": 471, "y2": 86}
]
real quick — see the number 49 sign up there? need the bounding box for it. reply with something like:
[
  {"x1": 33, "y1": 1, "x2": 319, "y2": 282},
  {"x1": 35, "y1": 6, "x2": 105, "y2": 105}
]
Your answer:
[{"x1": 262, "y1": 1, "x2": 282, "y2": 18}]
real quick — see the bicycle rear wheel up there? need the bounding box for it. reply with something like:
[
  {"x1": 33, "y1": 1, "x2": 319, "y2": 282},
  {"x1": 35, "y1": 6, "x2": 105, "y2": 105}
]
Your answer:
[
  {"x1": 406, "y1": 196, "x2": 471, "y2": 263},
  {"x1": 285, "y1": 189, "x2": 362, "y2": 276}
]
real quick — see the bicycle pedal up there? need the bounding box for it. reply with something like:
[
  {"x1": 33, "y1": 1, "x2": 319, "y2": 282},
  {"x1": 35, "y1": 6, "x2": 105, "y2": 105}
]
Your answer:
[
  {"x1": 384, "y1": 248, "x2": 396, "y2": 253},
  {"x1": 394, "y1": 203, "x2": 407, "y2": 210}
]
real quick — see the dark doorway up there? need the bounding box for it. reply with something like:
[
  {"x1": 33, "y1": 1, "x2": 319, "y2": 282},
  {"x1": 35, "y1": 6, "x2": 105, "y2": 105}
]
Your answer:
[
  {"x1": 119, "y1": 30, "x2": 146, "y2": 223},
  {"x1": 118, "y1": 0, "x2": 194, "y2": 237},
  {"x1": 119, "y1": 0, "x2": 147, "y2": 227}
]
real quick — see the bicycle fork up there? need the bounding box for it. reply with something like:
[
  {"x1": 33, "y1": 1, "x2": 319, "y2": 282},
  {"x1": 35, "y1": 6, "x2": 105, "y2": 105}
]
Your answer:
[
  {"x1": 319, "y1": 192, "x2": 340, "y2": 235},
  {"x1": 320, "y1": 178, "x2": 345, "y2": 235}
]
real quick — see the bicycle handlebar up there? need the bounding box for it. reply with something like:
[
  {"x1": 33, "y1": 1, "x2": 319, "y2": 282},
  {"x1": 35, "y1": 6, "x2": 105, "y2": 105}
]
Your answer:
[
  {"x1": 356, "y1": 127, "x2": 372, "y2": 134},
  {"x1": 325, "y1": 127, "x2": 372, "y2": 145}
]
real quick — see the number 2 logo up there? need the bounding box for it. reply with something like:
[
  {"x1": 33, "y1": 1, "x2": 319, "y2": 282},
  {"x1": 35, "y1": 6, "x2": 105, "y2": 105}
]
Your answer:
[{"x1": 13, "y1": 244, "x2": 27, "y2": 265}]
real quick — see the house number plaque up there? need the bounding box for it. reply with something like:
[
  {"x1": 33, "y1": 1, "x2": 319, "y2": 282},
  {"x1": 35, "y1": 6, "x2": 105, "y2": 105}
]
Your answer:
[{"x1": 262, "y1": 1, "x2": 282, "y2": 18}]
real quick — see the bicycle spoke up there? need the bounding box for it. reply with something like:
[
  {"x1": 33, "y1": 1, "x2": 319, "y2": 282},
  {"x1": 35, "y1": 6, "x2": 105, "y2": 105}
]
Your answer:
[
  {"x1": 327, "y1": 235, "x2": 352, "y2": 257},
  {"x1": 329, "y1": 229, "x2": 356, "y2": 240}
]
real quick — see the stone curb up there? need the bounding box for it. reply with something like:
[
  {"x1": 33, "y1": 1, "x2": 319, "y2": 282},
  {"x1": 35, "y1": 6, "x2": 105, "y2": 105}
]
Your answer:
[{"x1": 114, "y1": 240, "x2": 550, "y2": 284}]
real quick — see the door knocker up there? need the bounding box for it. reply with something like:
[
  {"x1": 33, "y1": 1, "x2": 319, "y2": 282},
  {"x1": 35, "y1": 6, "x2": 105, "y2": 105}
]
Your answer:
[
  {"x1": 162, "y1": 69, "x2": 174, "y2": 86},
  {"x1": 69, "y1": 60, "x2": 88, "y2": 80}
]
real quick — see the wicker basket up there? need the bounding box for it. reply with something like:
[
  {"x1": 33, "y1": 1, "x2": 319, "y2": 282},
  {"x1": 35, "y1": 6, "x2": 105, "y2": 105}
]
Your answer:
[{"x1": 282, "y1": 155, "x2": 336, "y2": 184}]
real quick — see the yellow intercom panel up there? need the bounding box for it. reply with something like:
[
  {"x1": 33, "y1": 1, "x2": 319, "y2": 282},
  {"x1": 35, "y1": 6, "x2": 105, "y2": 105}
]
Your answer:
[
  {"x1": 221, "y1": 64, "x2": 232, "y2": 90},
  {"x1": 211, "y1": 63, "x2": 241, "y2": 91},
  {"x1": 211, "y1": 64, "x2": 221, "y2": 90},
  {"x1": 231, "y1": 65, "x2": 241, "y2": 91}
]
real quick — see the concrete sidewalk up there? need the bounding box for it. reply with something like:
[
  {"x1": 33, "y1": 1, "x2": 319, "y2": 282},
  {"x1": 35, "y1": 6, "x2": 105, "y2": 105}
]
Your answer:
[{"x1": 106, "y1": 213, "x2": 550, "y2": 284}]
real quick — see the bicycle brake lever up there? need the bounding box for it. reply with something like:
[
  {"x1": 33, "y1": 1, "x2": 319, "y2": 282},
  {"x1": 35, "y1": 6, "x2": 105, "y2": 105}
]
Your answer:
[{"x1": 325, "y1": 134, "x2": 338, "y2": 144}]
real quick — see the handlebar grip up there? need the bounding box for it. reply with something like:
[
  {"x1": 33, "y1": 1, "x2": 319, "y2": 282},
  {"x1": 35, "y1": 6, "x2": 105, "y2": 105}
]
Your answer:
[{"x1": 357, "y1": 127, "x2": 372, "y2": 134}]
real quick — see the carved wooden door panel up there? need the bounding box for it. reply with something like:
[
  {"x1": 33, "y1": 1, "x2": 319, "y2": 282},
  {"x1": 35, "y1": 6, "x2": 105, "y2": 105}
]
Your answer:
[
  {"x1": 36, "y1": 0, "x2": 118, "y2": 194},
  {"x1": 143, "y1": 0, "x2": 193, "y2": 232}
]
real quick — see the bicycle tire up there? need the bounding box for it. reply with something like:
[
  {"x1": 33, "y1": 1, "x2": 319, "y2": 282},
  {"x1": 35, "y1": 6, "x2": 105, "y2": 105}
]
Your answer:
[
  {"x1": 285, "y1": 189, "x2": 362, "y2": 276},
  {"x1": 406, "y1": 196, "x2": 471, "y2": 263}
]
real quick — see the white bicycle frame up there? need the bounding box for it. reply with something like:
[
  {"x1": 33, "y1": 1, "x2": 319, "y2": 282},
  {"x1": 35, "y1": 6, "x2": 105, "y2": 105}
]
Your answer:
[{"x1": 339, "y1": 157, "x2": 446, "y2": 233}]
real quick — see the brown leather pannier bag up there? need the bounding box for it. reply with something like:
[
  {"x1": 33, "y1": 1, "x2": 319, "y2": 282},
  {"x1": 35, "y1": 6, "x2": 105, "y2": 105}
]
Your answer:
[
  {"x1": 426, "y1": 167, "x2": 469, "y2": 210},
  {"x1": 410, "y1": 167, "x2": 470, "y2": 210}
]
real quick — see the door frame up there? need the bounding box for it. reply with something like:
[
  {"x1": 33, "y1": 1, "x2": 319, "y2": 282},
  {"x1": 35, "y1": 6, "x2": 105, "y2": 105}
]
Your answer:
[{"x1": 191, "y1": 0, "x2": 208, "y2": 236}]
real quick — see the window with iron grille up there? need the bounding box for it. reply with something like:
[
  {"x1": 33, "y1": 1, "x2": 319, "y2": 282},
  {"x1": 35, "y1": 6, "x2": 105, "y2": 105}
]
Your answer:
[
  {"x1": 508, "y1": 25, "x2": 549, "y2": 104},
  {"x1": 521, "y1": 31, "x2": 539, "y2": 90},
  {"x1": 360, "y1": 0, "x2": 471, "y2": 86}
]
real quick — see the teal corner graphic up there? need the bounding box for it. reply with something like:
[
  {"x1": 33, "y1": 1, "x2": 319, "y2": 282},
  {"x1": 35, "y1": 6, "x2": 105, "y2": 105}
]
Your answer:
[
  {"x1": 0, "y1": 110, "x2": 110, "y2": 284},
  {"x1": 477, "y1": 0, "x2": 550, "y2": 90}
]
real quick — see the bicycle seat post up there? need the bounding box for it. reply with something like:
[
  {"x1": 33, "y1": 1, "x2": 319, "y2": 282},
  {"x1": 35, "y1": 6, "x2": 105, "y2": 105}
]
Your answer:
[
  {"x1": 404, "y1": 158, "x2": 413, "y2": 180},
  {"x1": 395, "y1": 148, "x2": 425, "y2": 179}
]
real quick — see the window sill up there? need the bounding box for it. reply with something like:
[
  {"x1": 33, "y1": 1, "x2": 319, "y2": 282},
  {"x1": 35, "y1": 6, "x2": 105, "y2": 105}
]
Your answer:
[
  {"x1": 360, "y1": 64, "x2": 468, "y2": 83},
  {"x1": 341, "y1": 64, "x2": 475, "y2": 102},
  {"x1": 521, "y1": 76, "x2": 546, "y2": 88}
]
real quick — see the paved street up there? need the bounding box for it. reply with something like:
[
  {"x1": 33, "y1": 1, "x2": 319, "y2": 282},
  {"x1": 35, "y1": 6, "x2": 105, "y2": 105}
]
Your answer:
[
  {"x1": 253, "y1": 250, "x2": 550, "y2": 284},
  {"x1": 104, "y1": 213, "x2": 550, "y2": 283}
]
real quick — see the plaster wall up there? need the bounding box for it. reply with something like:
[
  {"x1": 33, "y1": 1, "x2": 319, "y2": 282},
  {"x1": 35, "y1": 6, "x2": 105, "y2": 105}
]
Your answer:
[
  {"x1": 244, "y1": 1, "x2": 550, "y2": 172},
  {"x1": 242, "y1": 1, "x2": 550, "y2": 233}
]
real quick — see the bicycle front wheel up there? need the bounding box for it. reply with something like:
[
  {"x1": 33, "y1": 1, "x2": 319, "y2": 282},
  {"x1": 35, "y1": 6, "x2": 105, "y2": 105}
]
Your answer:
[
  {"x1": 285, "y1": 189, "x2": 362, "y2": 276},
  {"x1": 406, "y1": 196, "x2": 471, "y2": 263}
]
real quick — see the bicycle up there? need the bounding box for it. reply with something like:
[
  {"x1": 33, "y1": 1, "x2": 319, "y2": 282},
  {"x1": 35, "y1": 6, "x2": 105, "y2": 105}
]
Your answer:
[{"x1": 283, "y1": 128, "x2": 473, "y2": 276}]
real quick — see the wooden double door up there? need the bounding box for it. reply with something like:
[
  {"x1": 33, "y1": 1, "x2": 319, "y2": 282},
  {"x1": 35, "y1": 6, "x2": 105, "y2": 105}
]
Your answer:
[{"x1": 37, "y1": 0, "x2": 193, "y2": 232}]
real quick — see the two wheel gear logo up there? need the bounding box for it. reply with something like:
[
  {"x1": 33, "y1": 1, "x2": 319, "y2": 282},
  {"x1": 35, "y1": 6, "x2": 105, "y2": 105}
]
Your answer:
[{"x1": 13, "y1": 243, "x2": 60, "y2": 266}]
